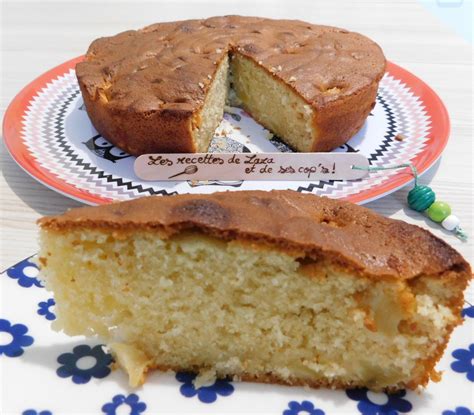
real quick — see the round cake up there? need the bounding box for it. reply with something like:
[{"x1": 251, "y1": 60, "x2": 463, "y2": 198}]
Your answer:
[{"x1": 76, "y1": 16, "x2": 386, "y2": 156}]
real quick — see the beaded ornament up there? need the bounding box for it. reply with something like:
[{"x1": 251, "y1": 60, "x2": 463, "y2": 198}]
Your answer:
[{"x1": 352, "y1": 163, "x2": 468, "y2": 241}]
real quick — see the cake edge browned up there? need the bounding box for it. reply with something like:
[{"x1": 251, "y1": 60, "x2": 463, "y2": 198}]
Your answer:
[{"x1": 38, "y1": 190, "x2": 471, "y2": 283}]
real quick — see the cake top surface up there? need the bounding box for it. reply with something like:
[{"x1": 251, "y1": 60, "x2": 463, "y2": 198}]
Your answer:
[
  {"x1": 76, "y1": 15, "x2": 386, "y2": 113},
  {"x1": 39, "y1": 190, "x2": 470, "y2": 280}
]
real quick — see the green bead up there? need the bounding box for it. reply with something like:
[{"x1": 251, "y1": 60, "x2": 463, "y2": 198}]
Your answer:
[
  {"x1": 407, "y1": 185, "x2": 436, "y2": 212},
  {"x1": 426, "y1": 201, "x2": 451, "y2": 223}
]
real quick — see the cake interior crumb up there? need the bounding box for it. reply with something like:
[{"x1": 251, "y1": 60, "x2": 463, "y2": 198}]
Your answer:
[
  {"x1": 39, "y1": 230, "x2": 458, "y2": 390},
  {"x1": 192, "y1": 49, "x2": 317, "y2": 152}
]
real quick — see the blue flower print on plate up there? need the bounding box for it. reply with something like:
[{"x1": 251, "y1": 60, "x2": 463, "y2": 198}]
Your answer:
[
  {"x1": 451, "y1": 344, "x2": 474, "y2": 382},
  {"x1": 462, "y1": 305, "x2": 474, "y2": 318},
  {"x1": 283, "y1": 400, "x2": 325, "y2": 415},
  {"x1": 346, "y1": 388, "x2": 412, "y2": 415},
  {"x1": 442, "y1": 407, "x2": 474, "y2": 415},
  {"x1": 6, "y1": 257, "x2": 42, "y2": 288},
  {"x1": 102, "y1": 393, "x2": 146, "y2": 415},
  {"x1": 0, "y1": 318, "x2": 34, "y2": 357},
  {"x1": 57, "y1": 344, "x2": 113, "y2": 384},
  {"x1": 22, "y1": 410, "x2": 53, "y2": 415},
  {"x1": 37, "y1": 298, "x2": 56, "y2": 321},
  {"x1": 176, "y1": 372, "x2": 234, "y2": 403}
]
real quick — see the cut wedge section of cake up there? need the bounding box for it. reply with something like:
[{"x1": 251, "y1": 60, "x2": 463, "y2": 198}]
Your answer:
[{"x1": 37, "y1": 190, "x2": 471, "y2": 391}]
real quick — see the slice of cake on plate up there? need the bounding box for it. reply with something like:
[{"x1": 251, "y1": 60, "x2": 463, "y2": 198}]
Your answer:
[{"x1": 38, "y1": 190, "x2": 471, "y2": 390}]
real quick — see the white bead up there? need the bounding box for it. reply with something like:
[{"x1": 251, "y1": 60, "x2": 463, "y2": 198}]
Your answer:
[{"x1": 442, "y1": 214, "x2": 460, "y2": 231}]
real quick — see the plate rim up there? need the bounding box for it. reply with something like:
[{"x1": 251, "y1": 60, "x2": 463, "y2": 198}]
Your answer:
[{"x1": 2, "y1": 56, "x2": 450, "y2": 206}]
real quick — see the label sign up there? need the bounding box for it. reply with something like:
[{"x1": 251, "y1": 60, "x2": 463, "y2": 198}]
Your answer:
[{"x1": 134, "y1": 153, "x2": 369, "y2": 181}]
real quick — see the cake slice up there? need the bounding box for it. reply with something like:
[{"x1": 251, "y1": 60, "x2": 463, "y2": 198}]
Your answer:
[{"x1": 37, "y1": 190, "x2": 471, "y2": 391}]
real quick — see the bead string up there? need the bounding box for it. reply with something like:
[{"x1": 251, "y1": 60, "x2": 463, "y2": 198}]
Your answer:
[{"x1": 352, "y1": 163, "x2": 468, "y2": 241}]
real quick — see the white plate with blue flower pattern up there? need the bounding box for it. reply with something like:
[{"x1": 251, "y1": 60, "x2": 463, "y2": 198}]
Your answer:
[{"x1": 1, "y1": 256, "x2": 473, "y2": 415}]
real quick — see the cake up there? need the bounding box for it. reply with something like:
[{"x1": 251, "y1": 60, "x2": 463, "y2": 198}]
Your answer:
[
  {"x1": 37, "y1": 190, "x2": 471, "y2": 391},
  {"x1": 76, "y1": 16, "x2": 386, "y2": 156}
]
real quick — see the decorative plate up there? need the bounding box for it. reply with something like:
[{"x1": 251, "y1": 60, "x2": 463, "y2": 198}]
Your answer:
[
  {"x1": 3, "y1": 57, "x2": 449, "y2": 205},
  {"x1": 1, "y1": 256, "x2": 473, "y2": 414}
]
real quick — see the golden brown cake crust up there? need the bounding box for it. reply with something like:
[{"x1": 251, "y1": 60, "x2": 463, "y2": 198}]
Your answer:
[
  {"x1": 38, "y1": 190, "x2": 471, "y2": 281},
  {"x1": 144, "y1": 363, "x2": 414, "y2": 391},
  {"x1": 76, "y1": 16, "x2": 386, "y2": 155}
]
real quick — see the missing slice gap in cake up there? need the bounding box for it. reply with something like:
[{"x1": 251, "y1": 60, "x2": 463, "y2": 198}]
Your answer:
[{"x1": 191, "y1": 51, "x2": 317, "y2": 153}]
